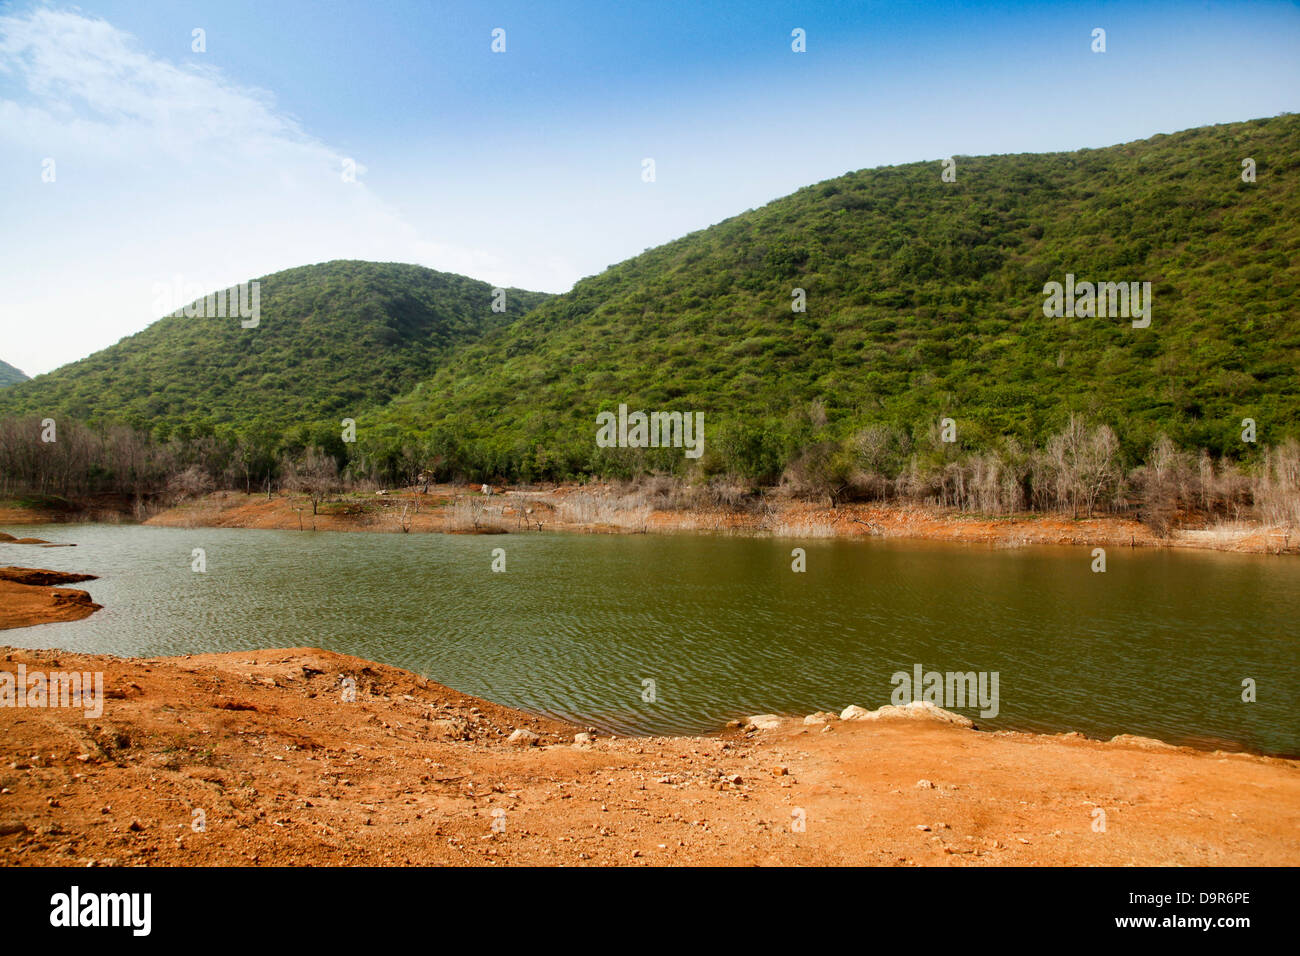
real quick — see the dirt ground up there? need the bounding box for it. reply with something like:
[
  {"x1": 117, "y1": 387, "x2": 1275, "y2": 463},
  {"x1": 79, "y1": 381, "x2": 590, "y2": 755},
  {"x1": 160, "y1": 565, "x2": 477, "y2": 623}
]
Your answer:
[
  {"x1": 0, "y1": 567, "x2": 101, "y2": 631},
  {"x1": 1, "y1": 644, "x2": 1295, "y2": 867},
  {"x1": 3, "y1": 486, "x2": 1293, "y2": 554},
  {"x1": 136, "y1": 486, "x2": 1295, "y2": 554}
]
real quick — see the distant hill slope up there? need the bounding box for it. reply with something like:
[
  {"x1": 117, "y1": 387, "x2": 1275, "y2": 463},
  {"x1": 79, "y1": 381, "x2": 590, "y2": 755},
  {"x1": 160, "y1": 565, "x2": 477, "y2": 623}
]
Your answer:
[
  {"x1": 0, "y1": 261, "x2": 551, "y2": 430},
  {"x1": 377, "y1": 114, "x2": 1299, "y2": 477},
  {"x1": 0, "y1": 360, "x2": 28, "y2": 388}
]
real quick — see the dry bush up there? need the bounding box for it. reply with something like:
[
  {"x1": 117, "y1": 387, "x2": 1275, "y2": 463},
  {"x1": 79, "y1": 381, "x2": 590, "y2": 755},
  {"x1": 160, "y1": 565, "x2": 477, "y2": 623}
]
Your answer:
[
  {"x1": 847, "y1": 468, "x2": 891, "y2": 501},
  {"x1": 1197, "y1": 452, "x2": 1253, "y2": 520},
  {"x1": 1254, "y1": 439, "x2": 1300, "y2": 528},
  {"x1": 780, "y1": 441, "x2": 852, "y2": 505},
  {"x1": 556, "y1": 491, "x2": 653, "y2": 529},
  {"x1": 281, "y1": 447, "x2": 339, "y2": 515},
  {"x1": 1133, "y1": 434, "x2": 1194, "y2": 536},
  {"x1": 847, "y1": 424, "x2": 911, "y2": 500},
  {"x1": 639, "y1": 474, "x2": 679, "y2": 501},
  {"x1": 448, "y1": 496, "x2": 489, "y2": 530},
  {"x1": 698, "y1": 476, "x2": 748, "y2": 509},
  {"x1": 166, "y1": 465, "x2": 215, "y2": 501},
  {"x1": 896, "y1": 450, "x2": 1025, "y2": 514}
]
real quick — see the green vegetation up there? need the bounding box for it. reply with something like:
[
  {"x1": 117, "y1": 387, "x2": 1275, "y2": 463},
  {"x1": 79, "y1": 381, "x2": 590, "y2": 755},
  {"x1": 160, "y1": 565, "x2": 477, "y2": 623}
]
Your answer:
[
  {"x1": 0, "y1": 260, "x2": 550, "y2": 432},
  {"x1": 0, "y1": 116, "x2": 1297, "y2": 528},
  {"x1": 0, "y1": 360, "x2": 28, "y2": 388},
  {"x1": 377, "y1": 114, "x2": 1299, "y2": 481}
]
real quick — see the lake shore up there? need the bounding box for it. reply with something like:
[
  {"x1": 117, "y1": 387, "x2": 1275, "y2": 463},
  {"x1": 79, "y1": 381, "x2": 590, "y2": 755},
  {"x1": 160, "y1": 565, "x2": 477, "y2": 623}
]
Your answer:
[
  {"x1": 4, "y1": 486, "x2": 1294, "y2": 554},
  {"x1": 0, "y1": 566, "x2": 102, "y2": 631},
  {"x1": 1, "y1": 643, "x2": 1296, "y2": 867}
]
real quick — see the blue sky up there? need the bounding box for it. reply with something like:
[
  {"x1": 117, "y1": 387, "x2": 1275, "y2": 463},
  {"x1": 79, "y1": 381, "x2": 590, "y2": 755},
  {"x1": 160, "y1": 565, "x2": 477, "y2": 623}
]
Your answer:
[{"x1": 2, "y1": 0, "x2": 1298, "y2": 374}]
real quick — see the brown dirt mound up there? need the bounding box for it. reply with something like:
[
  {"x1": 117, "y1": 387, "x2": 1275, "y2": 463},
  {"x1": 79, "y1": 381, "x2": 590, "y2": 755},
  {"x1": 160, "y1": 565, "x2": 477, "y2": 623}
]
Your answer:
[
  {"x1": 0, "y1": 567, "x2": 97, "y2": 587},
  {"x1": 0, "y1": 568, "x2": 102, "y2": 630}
]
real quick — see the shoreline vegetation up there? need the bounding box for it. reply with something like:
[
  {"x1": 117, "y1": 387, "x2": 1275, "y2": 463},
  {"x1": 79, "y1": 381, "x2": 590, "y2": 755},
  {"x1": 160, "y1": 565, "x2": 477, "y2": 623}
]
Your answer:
[
  {"x1": 1, "y1": 479, "x2": 1295, "y2": 554},
  {"x1": 2, "y1": 417, "x2": 1299, "y2": 540},
  {"x1": 0, "y1": 644, "x2": 1295, "y2": 866}
]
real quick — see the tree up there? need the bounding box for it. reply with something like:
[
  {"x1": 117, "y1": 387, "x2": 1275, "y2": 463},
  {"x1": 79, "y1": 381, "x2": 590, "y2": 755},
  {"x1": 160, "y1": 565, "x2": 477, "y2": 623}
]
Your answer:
[
  {"x1": 1045, "y1": 415, "x2": 1122, "y2": 517},
  {"x1": 283, "y1": 445, "x2": 338, "y2": 515}
]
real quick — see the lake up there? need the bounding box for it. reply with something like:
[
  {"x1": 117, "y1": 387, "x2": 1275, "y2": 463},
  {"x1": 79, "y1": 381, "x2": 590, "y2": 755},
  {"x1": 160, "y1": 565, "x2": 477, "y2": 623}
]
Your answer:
[{"x1": 4, "y1": 524, "x2": 1297, "y2": 754}]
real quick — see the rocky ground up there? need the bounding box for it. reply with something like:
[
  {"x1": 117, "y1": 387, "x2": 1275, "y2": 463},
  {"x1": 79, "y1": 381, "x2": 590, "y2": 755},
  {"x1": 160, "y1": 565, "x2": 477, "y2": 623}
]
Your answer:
[{"x1": 1, "y1": 645, "x2": 1296, "y2": 867}]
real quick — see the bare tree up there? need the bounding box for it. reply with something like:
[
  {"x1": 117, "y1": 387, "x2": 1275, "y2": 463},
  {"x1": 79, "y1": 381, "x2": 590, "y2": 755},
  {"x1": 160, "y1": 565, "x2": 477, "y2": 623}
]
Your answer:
[
  {"x1": 166, "y1": 465, "x2": 215, "y2": 502},
  {"x1": 282, "y1": 446, "x2": 339, "y2": 515},
  {"x1": 1135, "y1": 434, "x2": 1192, "y2": 536},
  {"x1": 1045, "y1": 415, "x2": 1122, "y2": 517},
  {"x1": 1255, "y1": 439, "x2": 1300, "y2": 529}
]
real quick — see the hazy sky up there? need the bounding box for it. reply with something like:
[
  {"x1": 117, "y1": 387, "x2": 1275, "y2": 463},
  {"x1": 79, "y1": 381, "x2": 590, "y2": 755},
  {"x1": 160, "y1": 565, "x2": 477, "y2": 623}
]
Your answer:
[{"x1": 2, "y1": 0, "x2": 1298, "y2": 375}]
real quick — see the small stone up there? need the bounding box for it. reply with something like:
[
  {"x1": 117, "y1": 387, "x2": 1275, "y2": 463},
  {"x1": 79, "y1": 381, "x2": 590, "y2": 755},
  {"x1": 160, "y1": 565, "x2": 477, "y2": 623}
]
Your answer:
[
  {"x1": 916, "y1": 779, "x2": 935, "y2": 789},
  {"x1": 916, "y1": 824, "x2": 931, "y2": 831},
  {"x1": 428, "y1": 718, "x2": 467, "y2": 739},
  {"x1": 840, "y1": 705, "x2": 871, "y2": 721},
  {"x1": 745, "y1": 715, "x2": 782, "y2": 731},
  {"x1": 508, "y1": 728, "x2": 540, "y2": 746}
]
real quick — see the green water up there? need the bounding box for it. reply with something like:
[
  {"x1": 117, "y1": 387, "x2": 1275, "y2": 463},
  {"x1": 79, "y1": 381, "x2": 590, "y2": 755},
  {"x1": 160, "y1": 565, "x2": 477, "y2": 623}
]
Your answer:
[{"x1": 4, "y1": 524, "x2": 1297, "y2": 753}]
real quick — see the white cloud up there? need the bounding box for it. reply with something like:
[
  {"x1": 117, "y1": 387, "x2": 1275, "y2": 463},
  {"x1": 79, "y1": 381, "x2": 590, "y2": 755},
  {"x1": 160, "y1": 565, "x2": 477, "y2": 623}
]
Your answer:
[{"x1": 0, "y1": 6, "x2": 570, "y2": 375}]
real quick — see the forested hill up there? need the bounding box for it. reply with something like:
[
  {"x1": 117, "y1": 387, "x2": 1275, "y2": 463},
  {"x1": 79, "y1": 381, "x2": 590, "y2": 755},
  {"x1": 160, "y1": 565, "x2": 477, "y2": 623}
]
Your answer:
[
  {"x1": 2, "y1": 116, "x2": 1296, "y2": 487},
  {"x1": 375, "y1": 114, "x2": 1299, "y2": 480},
  {"x1": 0, "y1": 360, "x2": 28, "y2": 388},
  {"x1": 0, "y1": 261, "x2": 551, "y2": 432}
]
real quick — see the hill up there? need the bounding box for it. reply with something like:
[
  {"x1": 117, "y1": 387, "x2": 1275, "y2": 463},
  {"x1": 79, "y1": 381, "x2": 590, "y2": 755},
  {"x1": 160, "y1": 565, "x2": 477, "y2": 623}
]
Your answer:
[
  {"x1": 375, "y1": 115, "x2": 1300, "y2": 481},
  {"x1": 2, "y1": 117, "x2": 1297, "y2": 504},
  {"x1": 0, "y1": 261, "x2": 551, "y2": 433},
  {"x1": 0, "y1": 360, "x2": 28, "y2": 388}
]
